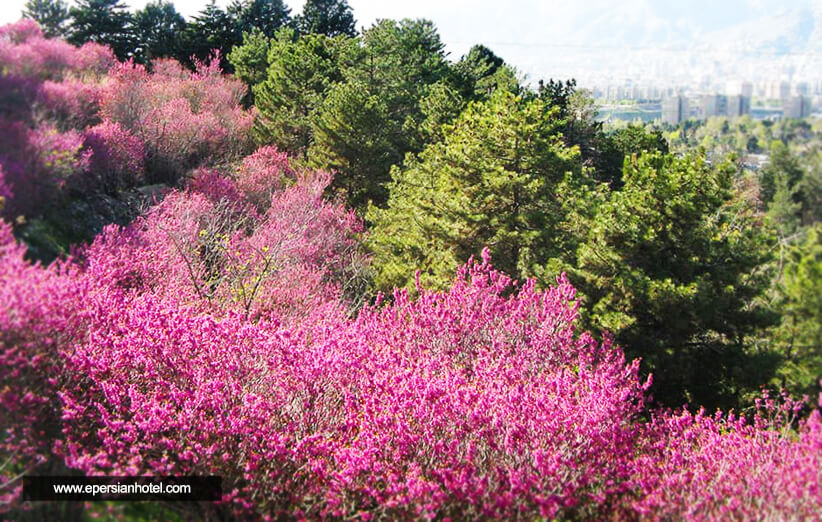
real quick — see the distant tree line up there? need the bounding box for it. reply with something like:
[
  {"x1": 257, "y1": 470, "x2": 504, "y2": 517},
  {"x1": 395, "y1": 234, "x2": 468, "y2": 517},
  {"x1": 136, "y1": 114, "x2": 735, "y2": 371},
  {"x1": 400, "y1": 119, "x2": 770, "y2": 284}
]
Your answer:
[{"x1": 21, "y1": 0, "x2": 357, "y2": 65}]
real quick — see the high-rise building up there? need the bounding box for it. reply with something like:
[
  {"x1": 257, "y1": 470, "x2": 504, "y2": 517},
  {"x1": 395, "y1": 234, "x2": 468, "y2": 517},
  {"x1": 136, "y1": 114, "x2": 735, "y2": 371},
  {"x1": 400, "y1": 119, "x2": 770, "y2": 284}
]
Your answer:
[
  {"x1": 779, "y1": 81, "x2": 791, "y2": 100},
  {"x1": 783, "y1": 96, "x2": 812, "y2": 119},
  {"x1": 701, "y1": 94, "x2": 728, "y2": 118},
  {"x1": 727, "y1": 95, "x2": 751, "y2": 118},
  {"x1": 662, "y1": 96, "x2": 689, "y2": 124},
  {"x1": 767, "y1": 81, "x2": 792, "y2": 100}
]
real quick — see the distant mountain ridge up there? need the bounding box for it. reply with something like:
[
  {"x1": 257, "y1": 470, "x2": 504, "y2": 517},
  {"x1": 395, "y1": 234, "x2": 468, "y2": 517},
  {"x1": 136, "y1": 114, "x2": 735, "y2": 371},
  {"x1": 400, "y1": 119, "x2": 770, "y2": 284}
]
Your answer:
[
  {"x1": 568, "y1": 1, "x2": 821, "y2": 55},
  {"x1": 537, "y1": 0, "x2": 822, "y2": 84}
]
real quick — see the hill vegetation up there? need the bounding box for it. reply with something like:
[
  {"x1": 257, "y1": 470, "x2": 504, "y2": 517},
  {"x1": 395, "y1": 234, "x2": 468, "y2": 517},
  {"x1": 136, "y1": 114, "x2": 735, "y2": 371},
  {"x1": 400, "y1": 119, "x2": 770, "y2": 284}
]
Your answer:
[{"x1": 0, "y1": 5, "x2": 820, "y2": 519}]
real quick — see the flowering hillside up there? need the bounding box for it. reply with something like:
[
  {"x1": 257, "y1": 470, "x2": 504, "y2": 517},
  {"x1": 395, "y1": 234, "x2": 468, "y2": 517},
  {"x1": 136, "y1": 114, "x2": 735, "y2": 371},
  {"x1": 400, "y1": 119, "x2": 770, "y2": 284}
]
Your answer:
[{"x1": 0, "y1": 19, "x2": 820, "y2": 521}]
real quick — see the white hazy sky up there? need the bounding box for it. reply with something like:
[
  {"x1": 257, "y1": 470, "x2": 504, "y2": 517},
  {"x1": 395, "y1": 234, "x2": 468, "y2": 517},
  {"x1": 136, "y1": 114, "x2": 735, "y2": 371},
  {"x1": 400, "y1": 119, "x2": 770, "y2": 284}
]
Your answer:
[{"x1": 1, "y1": 0, "x2": 818, "y2": 82}]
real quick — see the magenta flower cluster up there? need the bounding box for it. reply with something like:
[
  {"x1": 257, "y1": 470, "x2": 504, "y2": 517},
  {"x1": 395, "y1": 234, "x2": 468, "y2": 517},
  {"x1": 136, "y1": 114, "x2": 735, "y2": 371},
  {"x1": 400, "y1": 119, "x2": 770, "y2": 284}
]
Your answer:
[
  {"x1": 82, "y1": 121, "x2": 145, "y2": 194},
  {"x1": 100, "y1": 56, "x2": 255, "y2": 182},
  {"x1": 2, "y1": 159, "x2": 821, "y2": 517},
  {"x1": 0, "y1": 22, "x2": 254, "y2": 219}
]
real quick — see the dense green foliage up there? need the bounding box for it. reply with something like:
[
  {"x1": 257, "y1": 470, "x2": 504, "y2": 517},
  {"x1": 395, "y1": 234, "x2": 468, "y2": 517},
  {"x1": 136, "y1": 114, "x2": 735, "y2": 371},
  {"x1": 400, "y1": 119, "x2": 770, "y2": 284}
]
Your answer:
[
  {"x1": 22, "y1": 0, "x2": 69, "y2": 37},
  {"x1": 68, "y1": 0, "x2": 133, "y2": 59},
  {"x1": 227, "y1": 0, "x2": 290, "y2": 39},
  {"x1": 368, "y1": 90, "x2": 579, "y2": 290},
  {"x1": 564, "y1": 153, "x2": 777, "y2": 408},
  {"x1": 296, "y1": 0, "x2": 357, "y2": 37},
  {"x1": 132, "y1": 0, "x2": 186, "y2": 63},
  {"x1": 183, "y1": 0, "x2": 236, "y2": 66},
  {"x1": 770, "y1": 225, "x2": 822, "y2": 397},
  {"x1": 248, "y1": 28, "x2": 355, "y2": 155}
]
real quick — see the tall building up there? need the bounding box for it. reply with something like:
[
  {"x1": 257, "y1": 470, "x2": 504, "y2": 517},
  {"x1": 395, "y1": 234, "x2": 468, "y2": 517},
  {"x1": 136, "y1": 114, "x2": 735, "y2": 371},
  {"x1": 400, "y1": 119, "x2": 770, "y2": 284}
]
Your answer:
[
  {"x1": 727, "y1": 95, "x2": 751, "y2": 118},
  {"x1": 783, "y1": 96, "x2": 812, "y2": 119},
  {"x1": 701, "y1": 94, "x2": 728, "y2": 118},
  {"x1": 726, "y1": 80, "x2": 753, "y2": 99},
  {"x1": 767, "y1": 81, "x2": 792, "y2": 100},
  {"x1": 779, "y1": 81, "x2": 791, "y2": 100},
  {"x1": 662, "y1": 96, "x2": 689, "y2": 124}
]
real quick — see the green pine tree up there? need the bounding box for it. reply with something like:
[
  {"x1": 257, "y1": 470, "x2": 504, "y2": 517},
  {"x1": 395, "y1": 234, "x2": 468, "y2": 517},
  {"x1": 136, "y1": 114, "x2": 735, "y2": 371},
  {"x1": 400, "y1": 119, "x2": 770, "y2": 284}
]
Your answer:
[
  {"x1": 770, "y1": 225, "x2": 822, "y2": 398},
  {"x1": 251, "y1": 28, "x2": 356, "y2": 155},
  {"x1": 22, "y1": 0, "x2": 69, "y2": 38},
  {"x1": 68, "y1": 0, "x2": 134, "y2": 59},
  {"x1": 183, "y1": 0, "x2": 235, "y2": 68},
  {"x1": 133, "y1": 0, "x2": 186, "y2": 63},
  {"x1": 368, "y1": 89, "x2": 580, "y2": 290},
  {"x1": 228, "y1": 0, "x2": 291, "y2": 39},
  {"x1": 567, "y1": 152, "x2": 777, "y2": 409},
  {"x1": 296, "y1": 0, "x2": 357, "y2": 37}
]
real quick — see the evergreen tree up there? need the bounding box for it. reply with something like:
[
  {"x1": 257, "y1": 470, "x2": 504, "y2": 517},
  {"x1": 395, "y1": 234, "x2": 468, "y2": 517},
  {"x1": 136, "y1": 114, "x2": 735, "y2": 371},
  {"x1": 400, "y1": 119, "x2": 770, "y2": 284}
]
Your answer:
[
  {"x1": 228, "y1": 0, "x2": 291, "y2": 39},
  {"x1": 227, "y1": 27, "x2": 271, "y2": 89},
  {"x1": 183, "y1": 0, "x2": 235, "y2": 67},
  {"x1": 771, "y1": 225, "x2": 822, "y2": 398},
  {"x1": 352, "y1": 18, "x2": 450, "y2": 134},
  {"x1": 22, "y1": 0, "x2": 69, "y2": 38},
  {"x1": 455, "y1": 44, "x2": 519, "y2": 101},
  {"x1": 767, "y1": 171, "x2": 802, "y2": 237},
  {"x1": 133, "y1": 0, "x2": 186, "y2": 63},
  {"x1": 597, "y1": 125, "x2": 670, "y2": 188},
  {"x1": 800, "y1": 151, "x2": 822, "y2": 225},
  {"x1": 310, "y1": 80, "x2": 398, "y2": 207},
  {"x1": 760, "y1": 142, "x2": 804, "y2": 205},
  {"x1": 296, "y1": 0, "x2": 357, "y2": 37},
  {"x1": 251, "y1": 28, "x2": 356, "y2": 155},
  {"x1": 68, "y1": 0, "x2": 134, "y2": 60},
  {"x1": 368, "y1": 90, "x2": 580, "y2": 290},
  {"x1": 418, "y1": 81, "x2": 466, "y2": 143},
  {"x1": 566, "y1": 152, "x2": 777, "y2": 409},
  {"x1": 307, "y1": 18, "x2": 452, "y2": 209},
  {"x1": 537, "y1": 79, "x2": 615, "y2": 182}
]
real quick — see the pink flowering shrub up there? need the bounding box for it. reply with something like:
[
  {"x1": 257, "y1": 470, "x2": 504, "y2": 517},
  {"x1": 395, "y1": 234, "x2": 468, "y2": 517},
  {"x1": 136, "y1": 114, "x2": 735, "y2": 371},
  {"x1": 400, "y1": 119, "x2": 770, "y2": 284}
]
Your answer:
[
  {"x1": 0, "y1": 221, "x2": 83, "y2": 504},
  {"x1": 98, "y1": 61, "x2": 151, "y2": 129},
  {"x1": 0, "y1": 18, "x2": 42, "y2": 44},
  {"x1": 0, "y1": 22, "x2": 83, "y2": 82},
  {"x1": 100, "y1": 56, "x2": 254, "y2": 183},
  {"x1": 50, "y1": 248, "x2": 645, "y2": 520},
  {"x1": 83, "y1": 167, "x2": 364, "y2": 323},
  {"x1": 0, "y1": 74, "x2": 40, "y2": 122},
  {"x1": 234, "y1": 145, "x2": 296, "y2": 211},
  {"x1": 82, "y1": 121, "x2": 145, "y2": 193},
  {"x1": 137, "y1": 97, "x2": 229, "y2": 181},
  {"x1": 0, "y1": 21, "x2": 114, "y2": 82},
  {"x1": 81, "y1": 192, "x2": 225, "y2": 307},
  {"x1": 74, "y1": 42, "x2": 116, "y2": 77},
  {"x1": 28, "y1": 125, "x2": 90, "y2": 182},
  {"x1": 187, "y1": 167, "x2": 246, "y2": 206},
  {"x1": 243, "y1": 170, "x2": 368, "y2": 314},
  {"x1": 627, "y1": 392, "x2": 822, "y2": 520},
  {"x1": 0, "y1": 21, "x2": 114, "y2": 217},
  {"x1": 0, "y1": 119, "x2": 90, "y2": 217},
  {"x1": 37, "y1": 79, "x2": 104, "y2": 129}
]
